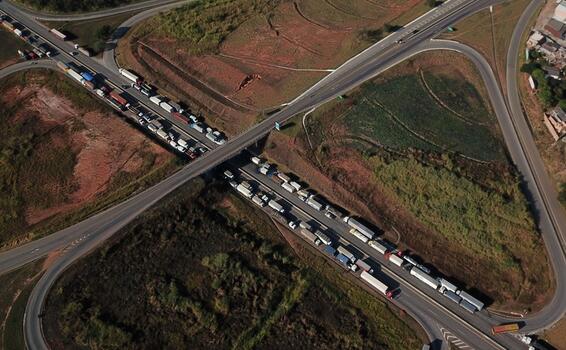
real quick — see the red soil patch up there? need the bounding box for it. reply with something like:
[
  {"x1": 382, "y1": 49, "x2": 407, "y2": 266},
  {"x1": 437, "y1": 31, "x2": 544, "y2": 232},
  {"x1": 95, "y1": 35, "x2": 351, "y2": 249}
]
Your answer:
[
  {"x1": 118, "y1": 0, "x2": 423, "y2": 135},
  {"x1": 1, "y1": 73, "x2": 172, "y2": 229}
]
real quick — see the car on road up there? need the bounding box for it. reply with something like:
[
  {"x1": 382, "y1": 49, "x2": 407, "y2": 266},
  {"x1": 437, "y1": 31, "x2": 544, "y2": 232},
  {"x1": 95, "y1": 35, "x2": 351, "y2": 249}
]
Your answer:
[{"x1": 138, "y1": 118, "x2": 147, "y2": 126}]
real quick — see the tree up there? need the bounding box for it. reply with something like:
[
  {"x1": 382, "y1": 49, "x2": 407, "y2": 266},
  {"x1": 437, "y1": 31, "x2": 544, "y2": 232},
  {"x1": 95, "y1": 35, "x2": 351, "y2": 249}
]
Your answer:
[{"x1": 427, "y1": 0, "x2": 438, "y2": 7}]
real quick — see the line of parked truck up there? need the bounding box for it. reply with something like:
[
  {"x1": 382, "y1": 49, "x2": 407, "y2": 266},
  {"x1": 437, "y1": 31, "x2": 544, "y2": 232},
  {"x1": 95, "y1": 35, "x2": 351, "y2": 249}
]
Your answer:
[
  {"x1": 225, "y1": 168, "x2": 397, "y2": 301},
  {"x1": 55, "y1": 62, "x2": 207, "y2": 158},
  {"x1": 248, "y1": 155, "x2": 486, "y2": 314},
  {"x1": 117, "y1": 68, "x2": 227, "y2": 146},
  {"x1": 1, "y1": 12, "x2": 56, "y2": 60}
]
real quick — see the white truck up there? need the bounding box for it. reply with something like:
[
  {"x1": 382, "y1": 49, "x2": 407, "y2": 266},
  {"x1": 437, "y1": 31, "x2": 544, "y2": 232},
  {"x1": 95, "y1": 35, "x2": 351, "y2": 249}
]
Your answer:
[
  {"x1": 300, "y1": 228, "x2": 319, "y2": 245},
  {"x1": 268, "y1": 200, "x2": 285, "y2": 213},
  {"x1": 236, "y1": 184, "x2": 253, "y2": 198},
  {"x1": 150, "y1": 95, "x2": 163, "y2": 106},
  {"x1": 410, "y1": 266, "x2": 439, "y2": 290},
  {"x1": 119, "y1": 68, "x2": 140, "y2": 84},
  {"x1": 368, "y1": 240, "x2": 388, "y2": 255},
  {"x1": 306, "y1": 196, "x2": 323, "y2": 211},
  {"x1": 315, "y1": 230, "x2": 332, "y2": 245},
  {"x1": 350, "y1": 228, "x2": 369, "y2": 243},
  {"x1": 343, "y1": 216, "x2": 375, "y2": 240},
  {"x1": 361, "y1": 271, "x2": 393, "y2": 298},
  {"x1": 386, "y1": 252, "x2": 404, "y2": 267},
  {"x1": 160, "y1": 101, "x2": 175, "y2": 113},
  {"x1": 281, "y1": 182, "x2": 295, "y2": 193}
]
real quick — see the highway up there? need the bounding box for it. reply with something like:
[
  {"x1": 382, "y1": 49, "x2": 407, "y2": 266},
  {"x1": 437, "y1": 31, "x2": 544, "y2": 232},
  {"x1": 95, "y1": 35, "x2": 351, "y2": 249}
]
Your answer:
[{"x1": 0, "y1": 0, "x2": 563, "y2": 348}]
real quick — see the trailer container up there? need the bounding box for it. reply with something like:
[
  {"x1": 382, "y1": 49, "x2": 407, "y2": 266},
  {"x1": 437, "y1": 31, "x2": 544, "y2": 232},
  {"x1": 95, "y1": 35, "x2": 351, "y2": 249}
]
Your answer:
[
  {"x1": 236, "y1": 184, "x2": 253, "y2": 198},
  {"x1": 315, "y1": 231, "x2": 332, "y2": 245},
  {"x1": 299, "y1": 221, "x2": 312, "y2": 231},
  {"x1": 409, "y1": 267, "x2": 439, "y2": 290},
  {"x1": 150, "y1": 95, "x2": 162, "y2": 105},
  {"x1": 343, "y1": 216, "x2": 375, "y2": 240},
  {"x1": 2, "y1": 21, "x2": 14, "y2": 30},
  {"x1": 277, "y1": 173, "x2": 290, "y2": 182},
  {"x1": 336, "y1": 246, "x2": 355, "y2": 262},
  {"x1": 439, "y1": 278, "x2": 458, "y2": 293},
  {"x1": 457, "y1": 291, "x2": 484, "y2": 311},
  {"x1": 151, "y1": 120, "x2": 163, "y2": 130},
  {"x1": 385, "y1": 252, "x2": 404, "y2": 267},
  {"x1": 296, "y1": 190, "x2": 310, "y2": 201},
  {"x1": 192, "y1": 123, "x2": 204, "y2": 133},
  {"x1": 119, "y1": 68, "x2": 141, "y2": 84},
  {"x1": 368, "y1": 240, "x2": 388, "y2": 255},
  {"x1": 252, "y1": 195, "x2": 266, "y2": 207},
  {"x1": 268, "y1": 200, "x2": 284, "y2": 213},
  {"x1": 168, "y1": 101, "x2": 181, "y2": 112},
  {"x1": 172, "y1": 112, "x2": 189, "y2": 124},
  {"x1": 50, "y1": 28, "x2": 67, "y2": 40},
  {"x1": 300, "y1": 228, "x2": 318, "y2": 244},
  {"x1": 350, "y1": 229, "x2": 369, "y2": 243},
  {"x1": 160, "y1": 101, "x2": 175, "y2": 113},
  {"x1": 177, "y1": 139, "x2": 188, "y2": 148},
  {"x1": 443, "y1": 290, "x2": 462, "y2": 304},
  {"x1": 336, "y1": 254, "x2": 350, "y2": 267},
  {"x1": 67, "y1": 69, "x2": 83, "y2": 83},
  {"x1": 13, "y1": 28, "x2": 22, "y2": 36},
  {"x1": 57, "y1": 61, "x2": 69, "y2": 71},
  {"x1": 324, "y1": 245, "x2": 336, "y2": 257},
  {"x1": 491, "y1": 323, "x2": 519, "y2": 335},
  {"x1": 403, "y1": 255, "x2": 419, "y2": 267},
  {"x1": 360, "y1": 271, "x2": 392, "y2": 298},
  {"x1": 306, "y1": 196, "x2": 323, "y2": 211},
  {"x1": 80, "y1": 72, "x2": 94, "y2": 82},
  {"x1": 281, "y1": 182, "x2": 295, "y2": 193},
  {"x1": 78, "y1": 47, "x2": 91, "y2": 56},
  {"x1": 109, "y1": 91, "x2": 128, "y2": 106},
  {"x1": 355, "y1": 259, "x2": 373, "y2": 272},
  {"x1": 251, "y1": 156, "x2": 262, "y2": 165},
  {"x1": 108, "y1": 99, "x2": 123, "y2": 111},
  {"x1": 156, "y1": 129, "x2": 169, "y2": 140},
  {"x1": 289, "y1": 181, "x2": 301, "y2": 191}
]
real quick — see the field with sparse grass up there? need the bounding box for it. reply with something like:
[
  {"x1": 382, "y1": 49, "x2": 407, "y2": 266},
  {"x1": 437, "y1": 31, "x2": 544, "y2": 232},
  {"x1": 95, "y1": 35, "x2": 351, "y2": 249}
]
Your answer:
[
  {"x1": 0, "y1": 27, "x2": 30, "y2": 69},
  {"x1": 43, "y1": 179, "x2": 424, "y2": 349}
]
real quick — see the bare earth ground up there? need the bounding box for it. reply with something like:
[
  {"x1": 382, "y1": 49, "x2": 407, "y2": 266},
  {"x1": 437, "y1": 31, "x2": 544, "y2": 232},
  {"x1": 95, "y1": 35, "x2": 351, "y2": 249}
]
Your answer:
[
  {"x1": 543, "y1": 317, "x2": 566, "y2": 350},
  {"x1": 0, "y1": 71, "x2": 173, "y2": 248},
  {"x1": 117, "y1": 0, "x2": 424, "y2": 136},
  {"x1": 264, "y1": 51, "x2": 553, "y2": 312}
]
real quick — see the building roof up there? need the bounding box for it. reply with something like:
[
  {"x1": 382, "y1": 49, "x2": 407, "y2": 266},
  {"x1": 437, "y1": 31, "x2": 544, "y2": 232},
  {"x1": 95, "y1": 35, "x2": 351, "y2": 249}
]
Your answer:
[
  {"x1": 541, "y1": 41, "x2": 561, "y2": 53},
  {"x1": 543, "y1": 65, "x2": 561, "y2": 77},
  {"x1": 554, "y1": 3, "x2": 566, "y2": 22},
  {"x1": 548, "y1": 18, "x2": 565, "y2": 32}
]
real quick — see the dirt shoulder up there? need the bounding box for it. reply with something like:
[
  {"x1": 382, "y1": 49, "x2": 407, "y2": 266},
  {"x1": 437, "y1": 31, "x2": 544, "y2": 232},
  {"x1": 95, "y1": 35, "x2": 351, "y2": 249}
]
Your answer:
[{"x1": 0, "y1": 69, "x2": 176, "y2": 250}]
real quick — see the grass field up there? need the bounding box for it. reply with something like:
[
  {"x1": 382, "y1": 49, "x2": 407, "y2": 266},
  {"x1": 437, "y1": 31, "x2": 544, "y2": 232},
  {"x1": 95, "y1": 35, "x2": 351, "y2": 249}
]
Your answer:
[
  {"x1": 42, "y1": 11, "x2": 139, "y2": 55},
  {"x1": 43, "y1": 180, "x2": 423, "y2": 349},
  {"x1": 0, "y1": 259, "x2": 44, "y2": 350},
  {"x1": 0, "y1": 27, "x2": 29, "y2": 69}
]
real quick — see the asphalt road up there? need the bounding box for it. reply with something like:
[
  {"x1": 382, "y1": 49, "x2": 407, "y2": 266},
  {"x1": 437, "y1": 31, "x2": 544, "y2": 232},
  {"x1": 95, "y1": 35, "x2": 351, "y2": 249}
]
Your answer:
[
  {"x1": 5, "y1": 0, "x2": 186, "y2": 21},
  {"x1": 0, "y1": 0, "x2": 560, "y2": 349},
  {"x1": 0, "y1": 58, "x2": 55, "y2": 78},
  {"x1": 502, "y1": 0, "x2": 566, "y2": 333}
]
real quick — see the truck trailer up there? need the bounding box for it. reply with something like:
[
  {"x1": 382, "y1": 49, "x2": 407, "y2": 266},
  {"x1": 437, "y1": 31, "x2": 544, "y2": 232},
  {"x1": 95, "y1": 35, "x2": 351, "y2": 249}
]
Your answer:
[
  {"x1": 350, "y1": 229, "x2": 369, "y2": 243},
  {"x1": 306, "y1": 196, "x2": 323, "y2": 211},
  {"x1": 409, "y1": 267, "x2": 439, "y2": 290},
  {"x1": 360, "y1": 271, "x2": 393, "y2": 298},
  {"x1": 343, "y1": 216, "x2": 375, "y2": 240},
  {"x1": 300, "y1": 228, "x2": 318, "y2": 244},
  {"x1": 119, "y1": 68, "x2": 141, "y2": 84},
  {"x1": 281, "y1": 182, "x2": 295, "y2": 193},
  {"x1": 355, "y1": 259, "x2": 373, "y2": 273},
  {"x1": 385, "y1": 252, "x2": 404, "y2": 267},
  {"x1": 109, "y1": 91, "x2": 128, "y2": 108},
  {"x1": 50, "y1": 28, "x2": 67, "y2": 40},
  {"x1": 491, "y1": 323, "x2": 520, "y2": 335},
  {"x1": 236, "y1": 184, "x2": 253, "y2": 198},
  {"x1": 268, "y1": 200, "x2": 285, "y2": 213},
  {"x1": 336, "y1": 246, "x2": 355, "y2": 262},
  {"x1": 457, "y1": 291, "x2": 484, "y2": 311},
  {"x1": 315, "y1": 230, "x2": 332, "y2": 245},
  {"x1": 368, "y1": 240, "x2": 388, "y2": 255}
]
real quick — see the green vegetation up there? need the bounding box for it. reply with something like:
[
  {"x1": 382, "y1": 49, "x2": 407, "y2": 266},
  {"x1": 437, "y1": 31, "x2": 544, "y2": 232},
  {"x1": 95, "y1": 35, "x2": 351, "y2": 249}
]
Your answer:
[
  {"x1": 368, "y1": 156, "x2": 533, "y2": 266},
  {"x1": 0, "y1": 259, "x2": 44, "y2": 350},
  {"x1": 14, "y1": 0, "x2": 141, "y2": 13},
  {"x1": 155, "y1": 0, "x2": 281, "y2": 55},
  {"x1": 43, "y1": 11, "x2": 137, "y2": 55},
  {"x1": 560, "y1": 183, "x2": 566, "y2": 207},
  {"x1": 337, "y1": 70, "x2": 504, "y2": 161},
  {"x1": 521, "y1": 53, "x2": 566, "y2": 108},
  {"x1": 0, "y1": 28, "x2": 30, "y2": 68},
  {"x1": 44, "y1": 180, "x2": 422, "y2": 349}
]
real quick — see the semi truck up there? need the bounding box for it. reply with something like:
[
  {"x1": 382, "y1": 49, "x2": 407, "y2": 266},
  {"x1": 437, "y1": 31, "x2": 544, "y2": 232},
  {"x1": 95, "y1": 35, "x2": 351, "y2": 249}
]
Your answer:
[
  {"x1": 457, "y1": 290, "x2": 484, "y2": 311},
  {"x1": 236, "y1": 184, "x2": 253, "y2": 198},
  {"x1": 67, "y1": 69, "x2": 83, "y2": 83},
  {"x1": 160, "y1": 101, "x2": 175, "y2": 113},
  {"x1": 409, "y1": 266, "x2": 439, "y2": 290},
  {"x1": 491, "y1": 323, "x2": 520, "y2": 335},
  {"x1": 50, "y1": 28, "x2": 67, "y2": 40},
  {"x1": 355, "y1": 259, "x2": 373, "y2": 273},
  {"x1": 109, "y1": 91, "x2": 128, "y2": 109},
  {"x1": 172, "y1": 112, "x2": 189, "y2": 124},
  {"x1": 150, "y1": 95, "x2": 163, "y2": 106},
  {"x1": 360, "y1": 271, "x2": 393, "y2": 298},
  {"x1": 336, "y1": 246, "x2": 356, "y2": 262},
  {"x1": 281, "y1": 182, "x2": 295, "y2": 193},
  {"x1": 343, "y1": 216, "x2": 375, "y2": 240},
  {"x1": 119, "y1": 68, "x2": 142, "y2": 84},
  {"x1": 300, "y1": 228, "x2": 319, "y2": 245},
  {"x1": 368, "y1": 240, "x2": 388, "y2": 254},
  {"x1": 57, "y1": 61, "x2": 69, "y2": 72},
  {"x1": 385, "y1": 252, "x2": 404, "y2": 267},
  {"x1": 306, "y1": 196, "x2": 323, "y2": 211},
  {"x1": 315, "y1": 230, "x2": 332, "y2": 245},
  {"x1": 350, "y1": 228, "x2": 369, "y2": 243},
  {"x1": 268, "y1": 200, "x2": 285, "y2": 213}
]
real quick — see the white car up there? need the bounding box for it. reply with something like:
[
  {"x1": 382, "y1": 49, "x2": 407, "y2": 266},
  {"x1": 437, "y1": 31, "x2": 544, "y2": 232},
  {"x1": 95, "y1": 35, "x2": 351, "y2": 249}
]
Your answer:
[
  {"x1": 169, "y1": 140, "x2": 178, "y2": 148},
  {"x1": 288, "y1": 221, "x2": 298, "y2": 230},
  {"x1": 176, "y1": 145, "x2": 187, "y2": 153},
  {"x1": 147, "y1": 123, "x2": 158, "y2": 132}
]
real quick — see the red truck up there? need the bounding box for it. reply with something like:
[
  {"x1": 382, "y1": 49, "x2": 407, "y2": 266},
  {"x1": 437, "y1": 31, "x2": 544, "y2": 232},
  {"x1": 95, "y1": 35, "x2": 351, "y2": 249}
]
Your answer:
[
  {"x1": 172, "y1": 111, "x2": 189, "y2": 124},
  {"x1": 109, "y1": 91, "x2": 128, "y2": 107}
]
